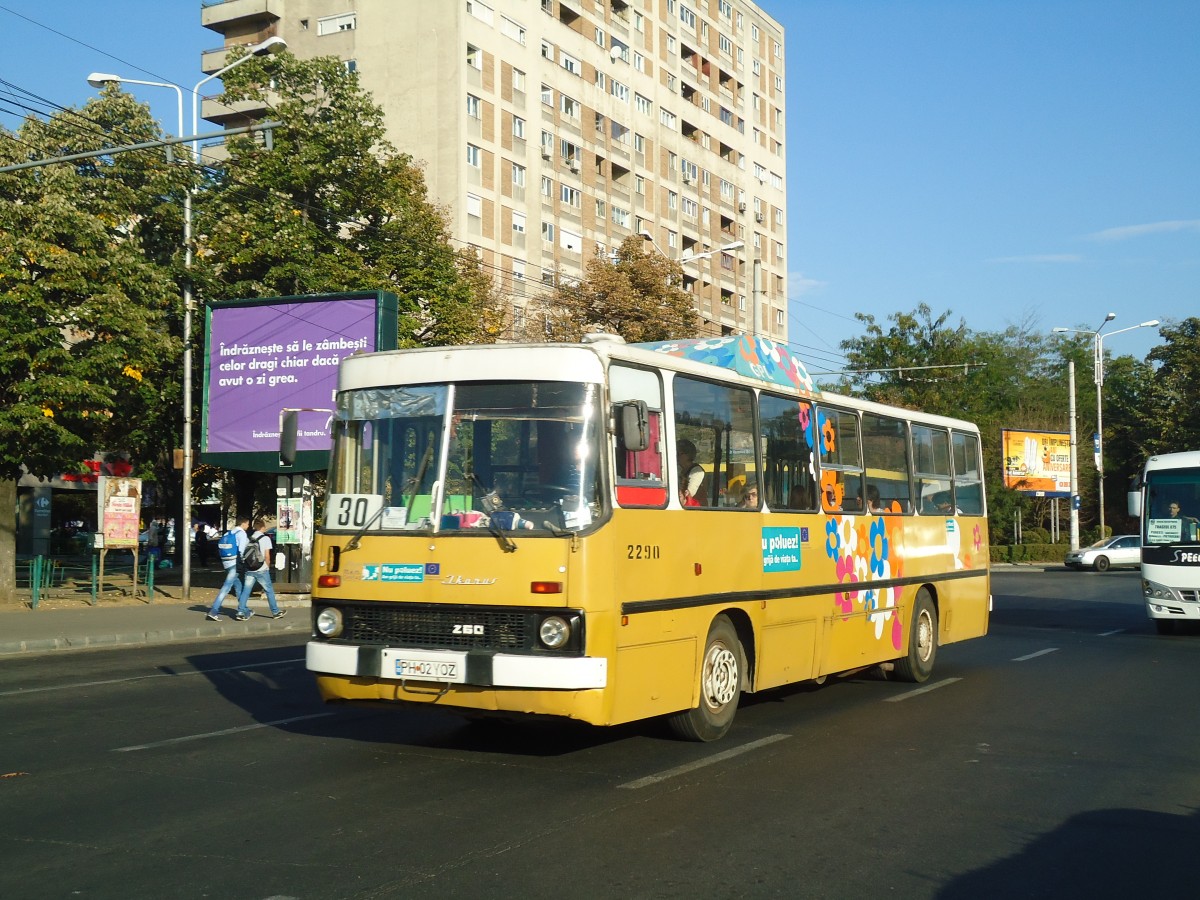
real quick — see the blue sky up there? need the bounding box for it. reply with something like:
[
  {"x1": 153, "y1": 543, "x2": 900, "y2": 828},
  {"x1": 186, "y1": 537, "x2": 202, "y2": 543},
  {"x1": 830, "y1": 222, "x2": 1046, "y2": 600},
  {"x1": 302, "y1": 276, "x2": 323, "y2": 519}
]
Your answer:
[{"x1": 2, "y1": 1, "x2": 1195, "y2": 371}]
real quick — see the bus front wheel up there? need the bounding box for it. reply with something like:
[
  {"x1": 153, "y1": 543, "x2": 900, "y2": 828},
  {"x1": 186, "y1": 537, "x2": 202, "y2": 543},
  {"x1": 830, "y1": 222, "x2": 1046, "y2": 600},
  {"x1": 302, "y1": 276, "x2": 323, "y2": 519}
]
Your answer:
[
  {"x1": 893, "y1": 589, "x2": 937, "y2": 683},
  {"x1": 668, "y1": 615, "x2": 743, "y2": 742}
]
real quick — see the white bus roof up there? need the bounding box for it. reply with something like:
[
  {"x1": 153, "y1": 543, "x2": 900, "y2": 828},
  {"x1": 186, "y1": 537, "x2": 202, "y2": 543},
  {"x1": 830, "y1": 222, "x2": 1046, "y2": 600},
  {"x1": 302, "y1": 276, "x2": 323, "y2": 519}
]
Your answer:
[
  {"x1": 338, "y1": 335, "x2": 980, "y2": 434},
  {"x1": 1144, "y1": 451, "x2": 1200, "y2": 471}
]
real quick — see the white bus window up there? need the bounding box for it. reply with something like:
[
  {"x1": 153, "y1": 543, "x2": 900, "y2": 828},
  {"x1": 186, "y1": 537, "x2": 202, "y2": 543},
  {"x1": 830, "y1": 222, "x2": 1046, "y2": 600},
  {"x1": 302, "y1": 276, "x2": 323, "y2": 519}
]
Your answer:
[
  {"x1": 913, "y1": 425, "x2": 953, "y2": 514},
  {"x1": 761, "y1": 393, "x2": 817, "y2": 511},
  {"x1": 611, "y1": 365, "x2": 667, "y2": 507},
  {"x1": 816, "y1": 406, "x2": 863, "y2": 513},
  {"x1": 673, "y1": 376, "x2": 756, "y2": 509},
  {"x1": 952, "y1": 431, "x2": 984, "y2": 516}
]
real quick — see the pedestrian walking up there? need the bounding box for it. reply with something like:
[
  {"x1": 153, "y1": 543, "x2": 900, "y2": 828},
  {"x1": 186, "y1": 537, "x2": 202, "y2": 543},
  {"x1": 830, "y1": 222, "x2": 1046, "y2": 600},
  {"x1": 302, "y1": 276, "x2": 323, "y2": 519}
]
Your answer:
[
  {"x1": 205, "y1": 517, "x2": 249, "y2": 621},
  {"x1": 235, "y1": 518, "x2": 286, "y2": 621},
  {"x1": 193, "y1": 522, "x2": 210, "y2": 566}
]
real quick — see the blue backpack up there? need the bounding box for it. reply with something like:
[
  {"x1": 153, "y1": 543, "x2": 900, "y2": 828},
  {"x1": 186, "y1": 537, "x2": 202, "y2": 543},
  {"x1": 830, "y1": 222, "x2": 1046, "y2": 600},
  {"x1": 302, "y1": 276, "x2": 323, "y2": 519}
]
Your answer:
[{"x1": 217, "y1": 531, "x2": 238, "y2": 561}]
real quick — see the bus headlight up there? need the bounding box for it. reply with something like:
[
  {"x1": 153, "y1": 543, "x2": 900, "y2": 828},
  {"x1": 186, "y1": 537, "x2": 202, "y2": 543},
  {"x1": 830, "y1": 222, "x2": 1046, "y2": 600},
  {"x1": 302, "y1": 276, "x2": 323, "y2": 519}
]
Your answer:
[
  {"x1": 1142, "y1": 580, "x2": 1176, "y2": 601},
  {"x1": 539, "y1": 615, "x2": 571, "y2": 649},
  {"x1": 316, "y1": 607, "x2": 344, "y2": 637}
]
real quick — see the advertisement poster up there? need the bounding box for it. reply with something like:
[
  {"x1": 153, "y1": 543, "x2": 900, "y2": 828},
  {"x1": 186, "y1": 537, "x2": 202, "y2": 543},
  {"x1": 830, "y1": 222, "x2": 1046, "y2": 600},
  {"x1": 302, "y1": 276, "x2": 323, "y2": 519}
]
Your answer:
[
  {"x1": 97, "y1": 476, "x2": 142, "y2": 548},
  {"x1": 205, "y1": 295, "x2": 379, "y2": 456},
  {"x1": 1001, "y1": 429, "x2": 1071, "y2": 496},
  {"x1": 275, "y1": 500, "x2": 301, "y2": 545}
]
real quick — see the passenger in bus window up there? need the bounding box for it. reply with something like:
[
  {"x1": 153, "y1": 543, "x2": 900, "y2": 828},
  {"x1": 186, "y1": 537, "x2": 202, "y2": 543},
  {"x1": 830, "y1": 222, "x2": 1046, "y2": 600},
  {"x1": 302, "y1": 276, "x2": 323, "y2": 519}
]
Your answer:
[
  {"x1": 677, "y1": 439, "x2": 705, "y2": 507},
  {"x1": 867, "y1": 484, "x2": 885, "y2": 514},
  {"x1": 740, "y1": 481, "x2": 759, "y2": 509}
]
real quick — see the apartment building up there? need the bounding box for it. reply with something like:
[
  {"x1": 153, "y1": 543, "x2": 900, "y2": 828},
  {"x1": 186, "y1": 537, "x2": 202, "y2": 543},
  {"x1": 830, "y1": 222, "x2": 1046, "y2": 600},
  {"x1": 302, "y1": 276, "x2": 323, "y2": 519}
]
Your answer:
[{"x1": 200, "y1": 0, "x2": 787, "y2": 340}]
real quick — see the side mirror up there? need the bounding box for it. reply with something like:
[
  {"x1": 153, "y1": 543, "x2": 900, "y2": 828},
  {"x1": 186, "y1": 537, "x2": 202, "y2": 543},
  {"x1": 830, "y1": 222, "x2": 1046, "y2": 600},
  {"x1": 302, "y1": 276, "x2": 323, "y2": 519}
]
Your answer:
[
  {"x1": 1127, "y1": 490, "x2": 1140, "y2": 518},
  {"x1": 618, "y1": 400, "x2": 650, "y2": 452},
  {"x1": 279, "y1": 409, "x2": 299, "y2": 467}
]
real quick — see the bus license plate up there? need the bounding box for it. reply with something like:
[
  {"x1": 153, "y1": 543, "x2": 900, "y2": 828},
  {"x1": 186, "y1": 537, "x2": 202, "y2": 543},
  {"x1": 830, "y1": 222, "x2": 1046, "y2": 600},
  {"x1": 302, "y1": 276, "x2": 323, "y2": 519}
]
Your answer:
[{"x1": 383, "y1": 649, "x2": 467, "y2": 683}]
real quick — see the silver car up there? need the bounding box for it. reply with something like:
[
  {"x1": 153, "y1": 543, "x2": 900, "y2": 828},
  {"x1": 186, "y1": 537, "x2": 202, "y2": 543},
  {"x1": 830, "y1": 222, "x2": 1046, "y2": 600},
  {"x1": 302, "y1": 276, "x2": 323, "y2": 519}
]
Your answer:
[{"x1": 1064, "y1": 535, "x2": 1141, "y2": 572}]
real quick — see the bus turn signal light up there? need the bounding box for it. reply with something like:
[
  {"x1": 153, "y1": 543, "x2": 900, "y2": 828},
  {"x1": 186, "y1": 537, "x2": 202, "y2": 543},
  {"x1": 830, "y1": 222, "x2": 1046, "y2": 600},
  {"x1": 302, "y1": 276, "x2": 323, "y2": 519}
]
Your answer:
[
  {"x1": 318, "y1": 574, "x2": 342, "y2": 588},
  {"x1": 531, "y1": 581, "x2": 563, "y2": 594}
]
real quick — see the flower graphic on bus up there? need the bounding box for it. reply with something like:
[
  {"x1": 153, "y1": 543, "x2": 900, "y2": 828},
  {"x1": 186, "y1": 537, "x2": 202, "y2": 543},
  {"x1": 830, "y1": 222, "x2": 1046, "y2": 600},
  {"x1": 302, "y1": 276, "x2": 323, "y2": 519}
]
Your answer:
[
  {"x1": 869, "y1": 518, "x2": 888, "y2": 576},
  {"x1": 825, "y1": 518, "x2": 841, "y2": 559}
]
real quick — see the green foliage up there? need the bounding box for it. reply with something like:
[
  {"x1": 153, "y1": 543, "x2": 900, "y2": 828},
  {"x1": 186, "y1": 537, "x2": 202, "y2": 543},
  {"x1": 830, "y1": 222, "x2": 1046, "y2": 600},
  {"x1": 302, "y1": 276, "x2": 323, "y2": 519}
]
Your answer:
[
  {"x1": 0, "y1": 90, "x2": 190, "y2": 480},
  {"x1": 193, "y1": 52, "x2": 501, "y2": 347}
]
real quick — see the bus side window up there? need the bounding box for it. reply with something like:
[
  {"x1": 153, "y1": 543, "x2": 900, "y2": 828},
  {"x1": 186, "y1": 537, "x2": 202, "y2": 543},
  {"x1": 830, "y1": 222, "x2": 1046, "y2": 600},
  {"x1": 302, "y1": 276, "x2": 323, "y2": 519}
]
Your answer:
[
  {"x1": 760, "y1": 394, "x2": 817, "y2": 511},
  {"x1": 611, "y1": 365, "x2": 668, "y2": 508}
]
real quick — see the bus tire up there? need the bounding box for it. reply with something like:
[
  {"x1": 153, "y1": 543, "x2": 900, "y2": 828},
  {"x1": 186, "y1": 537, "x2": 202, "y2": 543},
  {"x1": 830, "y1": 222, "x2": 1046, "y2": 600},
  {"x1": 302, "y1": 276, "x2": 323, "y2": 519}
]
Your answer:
[
  {"x1": 668, "y1": 615, "x2": 743, "y2": 742},
  {"x1": 1094, "y1": 555, "x2": 1111, "y2": 573},
  {"x1": 1154, "y1": 619, "x2": 1178, "y2": 635},
  {"x1": 893, "y1": 589, "x2": 937, "y2": 683}
]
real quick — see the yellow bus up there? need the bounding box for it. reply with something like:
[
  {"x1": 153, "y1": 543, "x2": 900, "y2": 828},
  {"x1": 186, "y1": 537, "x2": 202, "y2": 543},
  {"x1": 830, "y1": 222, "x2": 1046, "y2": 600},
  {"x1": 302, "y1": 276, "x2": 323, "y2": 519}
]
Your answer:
[{"x1": 303, "y1": 335, "x2": 990, "y2": 741}]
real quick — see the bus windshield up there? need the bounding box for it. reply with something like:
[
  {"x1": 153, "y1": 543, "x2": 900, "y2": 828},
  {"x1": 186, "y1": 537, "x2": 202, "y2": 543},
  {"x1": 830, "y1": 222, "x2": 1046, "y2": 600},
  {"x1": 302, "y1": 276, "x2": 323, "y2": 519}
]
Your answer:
[
  {"x1": 328, "y1": 381, "x2": 602, "y2": 534},
  {"x1": 1144, "y1": 466, "x2": 1200, "y2": 545}
]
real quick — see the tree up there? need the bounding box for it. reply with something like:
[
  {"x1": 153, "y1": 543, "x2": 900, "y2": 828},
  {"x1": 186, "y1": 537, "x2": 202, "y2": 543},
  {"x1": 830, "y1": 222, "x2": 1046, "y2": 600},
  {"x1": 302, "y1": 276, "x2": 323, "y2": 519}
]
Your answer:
[
  {"x1": 1145, "y1": 318, "x2": 1200, "y2": 452},
  {"x1": 0, "y1": 90, "x2": 188, "y2": 481},
  {"x1": 192, "y1": 52, "x2": 501, "y2": 347},
  {"x1": 524, "y1": 236, "x2": 698, "y2": 342}
]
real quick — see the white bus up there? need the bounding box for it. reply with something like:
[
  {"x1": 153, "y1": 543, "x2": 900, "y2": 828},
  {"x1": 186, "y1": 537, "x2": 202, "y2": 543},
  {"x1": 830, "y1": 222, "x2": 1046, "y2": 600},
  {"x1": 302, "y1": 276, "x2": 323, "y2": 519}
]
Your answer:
[{"x1": 1130, "y1": 451, "x2": 1200, "y2": 634}]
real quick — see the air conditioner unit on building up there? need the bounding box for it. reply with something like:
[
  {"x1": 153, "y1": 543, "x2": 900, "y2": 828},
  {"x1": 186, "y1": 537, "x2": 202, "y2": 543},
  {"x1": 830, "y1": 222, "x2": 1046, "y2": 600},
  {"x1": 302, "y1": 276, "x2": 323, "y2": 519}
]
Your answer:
[
  {"x1": 568, "y1": 158, "x2": 580, "y2": 172},
  {"x1": 541, "y1": 149, "x2": 551, "y2": 160},
  {"x1": 738, "y1": 202, "x2": 747, "y2": 212},
  {"x1": 682, "y1": 175, "x2": 692, "y2": 185},
  {"x1": 755, "y1": 213, "x2": 764, "y2": 223}
]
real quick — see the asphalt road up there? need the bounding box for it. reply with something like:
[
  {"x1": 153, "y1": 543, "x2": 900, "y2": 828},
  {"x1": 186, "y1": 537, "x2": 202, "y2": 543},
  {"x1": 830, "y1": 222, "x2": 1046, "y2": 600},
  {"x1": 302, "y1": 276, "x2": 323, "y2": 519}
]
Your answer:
[{"x1": 2, "y1": 569, "x2": 1197, "y2": 899}]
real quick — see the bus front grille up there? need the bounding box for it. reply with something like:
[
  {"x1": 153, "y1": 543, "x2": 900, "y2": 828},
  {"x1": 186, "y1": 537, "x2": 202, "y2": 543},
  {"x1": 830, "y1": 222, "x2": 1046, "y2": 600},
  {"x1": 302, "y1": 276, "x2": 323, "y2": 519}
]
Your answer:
[{"x1": 342, "y1": 602, "x2": 533, "y2": 651}]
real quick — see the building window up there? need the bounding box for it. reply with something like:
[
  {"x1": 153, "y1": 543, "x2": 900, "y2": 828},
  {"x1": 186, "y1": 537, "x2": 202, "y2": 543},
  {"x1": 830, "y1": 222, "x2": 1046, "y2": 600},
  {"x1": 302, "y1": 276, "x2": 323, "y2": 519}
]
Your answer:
[
  {"x1": 541, "y1": 40, "x2": 554, "y2": 61},
  {"x1": 635, "y1": 93, "x2": 652, "y2": 115},
  {"x1": 560, "y1": 94, "x2": 580, "y2": 119},
  {"x1": 317, "y1": 12, "x2": 356, "y2": 34},
  {"x1": 541, "y1": 84, "x2": 553, "y2": 106},
  {"x1": 466, "y1": 144, "x2": 482, "y2": 168},
  {"x1": 513, "y1": 259, "x2": 525, "y2": 280},
  {"x1": 513, "y1": 116, "x2": 526, "y2": 140},
  {"x1": 560, "y1": 228, "x2": 582, "y2": 253},
  {"x1": 660, "y1": 108, "x2": 676, "y2": 129},
  {"x1": 466, "y1": 94, "x2": 482, "y2": 119},
  {"x1": 466, "y1": 193, "x2": 483, "y2": 218},
  {"x1": 512, "y1": 211, "x2": 526, "y2": 233},
  {"x1": 595, "y1": 199, "x2": 607, "y2": 219},
  {"x1": 466, "y1": 44, "x2": 482, "y2": 70},
  {"x1": 561, "y1": 185, "x2": 581, "y2": 207},
  {"x1": 500, "y1": 16, "x2": 526, "y2": 44},
  {"x1": 561, "y1": 53, "x2": 580, "y2": 76},
  {"x1": 512, "y1": 163, "x2": 526, "y2": 187},
  {"x1": 680, "y1": 6, "x2": 696, "y2": 29},
  {"x1": 513, "y1": 68, "x2": 526, "y2": 92},
  {"x1": 611, "y1": 206, "x2": 630, "y2": 228},
  {"x1": 634, "y1": 52, "x2": 646, "y2": 73},
  {"x1": 542, "y1": 222, "x2": 555, "y2": 242},
  {"x1": 541, "y1": 175, "x2": 553, "y2": 197},
  {"x1": 467, "y1": 1, "x2": 494, "y2": 24},
  {"x1": 612, "y1": 81, "x2": 630, "y2": 103}
]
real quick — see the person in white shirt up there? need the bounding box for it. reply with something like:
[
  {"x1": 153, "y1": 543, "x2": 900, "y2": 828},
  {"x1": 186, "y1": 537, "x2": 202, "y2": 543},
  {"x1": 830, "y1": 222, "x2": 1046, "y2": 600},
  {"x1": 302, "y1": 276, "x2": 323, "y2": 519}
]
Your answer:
[{"x1": 235, "y1": 518, "x2": 286, "y2": 621}]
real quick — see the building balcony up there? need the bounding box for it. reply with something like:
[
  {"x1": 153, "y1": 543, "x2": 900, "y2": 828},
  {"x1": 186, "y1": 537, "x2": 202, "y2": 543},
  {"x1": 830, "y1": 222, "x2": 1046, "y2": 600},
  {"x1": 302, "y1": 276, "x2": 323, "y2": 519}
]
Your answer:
[{"x1": 201, "y1": 0, "x2": 282, "y2": 31}]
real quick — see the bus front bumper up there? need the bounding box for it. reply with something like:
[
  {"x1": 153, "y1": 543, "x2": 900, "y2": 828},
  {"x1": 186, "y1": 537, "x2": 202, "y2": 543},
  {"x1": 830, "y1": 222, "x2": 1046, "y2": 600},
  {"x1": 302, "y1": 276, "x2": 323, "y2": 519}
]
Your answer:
[{"x1": 306, "y1": 641, "x2": 608, "y2": 690}]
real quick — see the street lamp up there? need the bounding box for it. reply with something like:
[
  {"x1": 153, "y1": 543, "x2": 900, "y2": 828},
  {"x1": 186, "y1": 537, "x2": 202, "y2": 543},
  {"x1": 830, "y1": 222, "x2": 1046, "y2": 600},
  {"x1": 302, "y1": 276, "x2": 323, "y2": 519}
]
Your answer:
[
  {"x1": 87, "y1": 34, "x2": 286, "y2": 600},
  {"x1": 638, "y1": 232, "x2": 745, "y2": 333},
  {"x1": 1053, "y1": 314, "x2": 1159, "y2": 539}
]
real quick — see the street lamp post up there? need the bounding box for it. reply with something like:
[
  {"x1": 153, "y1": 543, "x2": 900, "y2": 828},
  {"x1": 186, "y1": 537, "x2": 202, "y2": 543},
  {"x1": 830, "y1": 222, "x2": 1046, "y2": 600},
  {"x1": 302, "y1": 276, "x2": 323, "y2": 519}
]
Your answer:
[
  {"x1": 637, "y1": 232, "x2": 745, "y2": 332},
  {"x1": 87, "y1": 35, "x2": 286, "y2": 600},
  {"x1": 1053, "y1": 315, "x2": 1159, "y2": 539}
]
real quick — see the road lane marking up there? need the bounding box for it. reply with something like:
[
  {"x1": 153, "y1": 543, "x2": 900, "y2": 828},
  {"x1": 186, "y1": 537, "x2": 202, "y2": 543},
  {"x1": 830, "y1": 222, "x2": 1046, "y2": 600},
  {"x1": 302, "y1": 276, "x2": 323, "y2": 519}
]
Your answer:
[
  {"x1": 1012, "y1": 648, "x2": 1059, "y2": 662},
  {"x1": 0, "y1": 658, "x2": 305, "y2": 698},
  {"x1": 884, "y1": 677, "x2": 962, "y2": 702},
  {"x1": 618, "y1": 733, "x2": 791, "y2": 789},
  {"x1": 113, "y1": 713, "x2": 335, "y2": 752},
  {"x1": 1099, "y1": 629, "x2": 1124, "y2": 636}
]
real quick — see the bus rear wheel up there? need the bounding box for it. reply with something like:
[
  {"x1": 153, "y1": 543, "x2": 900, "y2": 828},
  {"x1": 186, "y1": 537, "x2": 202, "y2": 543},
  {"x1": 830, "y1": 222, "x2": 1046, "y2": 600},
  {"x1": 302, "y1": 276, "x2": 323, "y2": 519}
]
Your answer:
[
  {"x1": 668, "y1": 615, "x2": 743, "y2": 742},
  {"x1": 893, "y1": 589, "x2": 937, "y2": 683}
]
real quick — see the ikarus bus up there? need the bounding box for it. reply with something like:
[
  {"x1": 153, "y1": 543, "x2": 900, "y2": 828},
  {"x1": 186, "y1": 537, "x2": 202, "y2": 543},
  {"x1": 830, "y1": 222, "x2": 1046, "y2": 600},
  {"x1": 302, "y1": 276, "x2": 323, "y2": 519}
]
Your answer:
[{"x1": 300, "y1": 335, "x2": 991, "y2": 741}]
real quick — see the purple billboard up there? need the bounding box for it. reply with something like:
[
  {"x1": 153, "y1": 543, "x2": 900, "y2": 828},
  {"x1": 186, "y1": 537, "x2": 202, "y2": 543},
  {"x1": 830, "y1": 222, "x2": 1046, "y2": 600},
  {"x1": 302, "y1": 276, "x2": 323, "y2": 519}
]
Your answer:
[{"x1": 201, "y1": 292, "x2": 397, "y2": 471}]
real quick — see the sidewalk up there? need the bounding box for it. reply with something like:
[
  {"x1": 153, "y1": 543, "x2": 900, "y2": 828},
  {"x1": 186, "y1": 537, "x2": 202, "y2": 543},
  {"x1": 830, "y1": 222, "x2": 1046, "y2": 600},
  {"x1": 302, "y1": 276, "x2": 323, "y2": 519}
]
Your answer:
[{"x1": 0, "y1": 560, "x2": 310, "y2": 658}]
